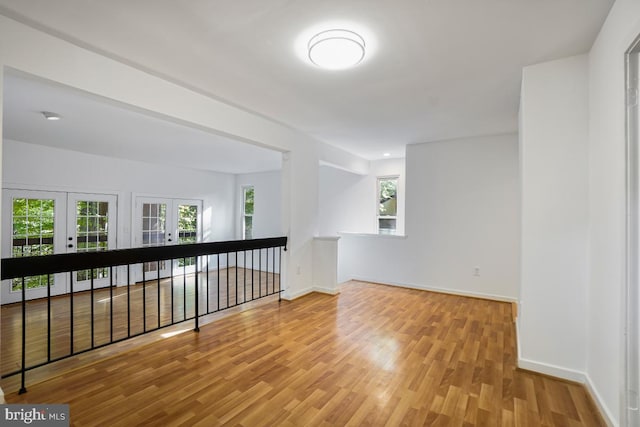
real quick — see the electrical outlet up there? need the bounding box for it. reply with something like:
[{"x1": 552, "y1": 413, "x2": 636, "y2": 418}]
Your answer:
[
  {"x1": 296, "y1": 266, "x2": 301, "y2": 275},
  {"x1": 474, "y1": 266, "x2": 480, "y2": 276}
]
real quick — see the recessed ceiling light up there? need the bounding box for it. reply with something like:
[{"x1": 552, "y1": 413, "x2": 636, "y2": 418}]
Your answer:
[
  {"x1": 41, "y1": 111, "x2": 61, "y2": 121},
  {"x1": 383, "y1": 153, "x2": 391, "y2": 157},
  {"x1": 308, "y1": 29, "x2": 365, "y2": 70}
]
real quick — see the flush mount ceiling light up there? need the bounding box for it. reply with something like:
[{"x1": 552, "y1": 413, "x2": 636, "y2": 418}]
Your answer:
[
  {"x1": 41, "y1": 111, "x2": 61, "y2": 121},
  {"x1": 308, "y1": 29, "x2": 365, "y2": 70}
]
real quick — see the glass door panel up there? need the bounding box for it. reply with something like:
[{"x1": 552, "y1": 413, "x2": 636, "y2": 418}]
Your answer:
[
  {"x1": 67, "y1": 193, "x2": 117, "y2": 291},
  {"x1": 142, "y1": 202, "x2": 168, "y2": 274},
  {"x1": 134, "y1": 197, "x2": 202, "y2": 281},
  {"x1": 135, "y1": 198, "x2": 173, "y2": 281},
  {"x1": 1, "y1": 190, "x2": 66, "y2": 303},
  {"x1": 177, "y1": 203, "x2": 199, "y2": 269}
]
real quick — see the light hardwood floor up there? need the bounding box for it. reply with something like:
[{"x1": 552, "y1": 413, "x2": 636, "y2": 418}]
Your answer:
[
  {"x1": 1, "y1": 267, "x2": 280, "y2": 376},
  {"x1": 5, "y1": 281, "x2": 604, "y2": 426}
]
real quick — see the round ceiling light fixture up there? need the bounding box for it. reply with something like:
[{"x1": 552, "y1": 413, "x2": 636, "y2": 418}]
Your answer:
[{"x1": 308, "y1": 29, "x2": 365, "y2": 70}]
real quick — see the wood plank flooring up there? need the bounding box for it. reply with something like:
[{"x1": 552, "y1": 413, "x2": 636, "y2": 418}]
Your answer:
[
  {"x1": 1, "y1": 267, "x2": 280, "y2": 376},
  {"x1": 4, "y1": 281, "x2": 605, "y2": 426}
]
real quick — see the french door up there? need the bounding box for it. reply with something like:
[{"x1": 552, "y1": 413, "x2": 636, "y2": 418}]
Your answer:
[
  {"x1": 2, "y1": 190, "x2": 66, "y2": 303},
  {"x1": 1, "y1": 190, "x2": 118, "y2": 303},
  {"x1": 66, "y1": 193, "x2": 117, "y2": 292},
  {"x1": 134, "y1": 197, "x2": 202, "y2": 282}
]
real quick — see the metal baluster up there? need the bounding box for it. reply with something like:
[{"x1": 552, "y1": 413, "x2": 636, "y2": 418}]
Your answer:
[
  {"x1": 47, "y1": 274, "x2": 51, "y2": 362},
  {"x1": 279, "y1": 247, "x2": 282, "y2": 301},
  {"x1": 235, "y1": 251, "x2": 238, "y2": 306},
  {"x1": 266, "y1": 249, "x2": 269, "y2": 295},
  {"x1": 142, "y1": 266, "x2": 146, "y2": 333},
  {"x1": 70, "y1": 272, "x2": 74, "y2": 355},
  {"x1": 183, "y1": 258, "x2": 187, "y2": 320},
  {"x1": 110, "y1": 266, "x2": 114, "y2": 343},
  {"x1": 1, "y1": 237, "x2": 291, "y2": 390},
  {"x1": 127, "y1": 265, "x2": 131, "y2": 338},
  {"x1": 206, "y1": 255, "x2": 210, "y2": 314},
  {"x1": 91, "y1": 268, "x2": 95, "y2": 348},
  {"x1": 259, "y1": 249, "x2": 262, "y2": 298},
  {"x1": 19, "y1": 277, "x2": 27, "y2": 394},
  {"x1": 194, "y1": 255, "x2": 200, "y2": 332},
  {"x1": 170, "y1": 264, "x2": 174, "y2": 325},
  {"x1": 157, "y1": 260, "x2": 161, "y2": 329}
]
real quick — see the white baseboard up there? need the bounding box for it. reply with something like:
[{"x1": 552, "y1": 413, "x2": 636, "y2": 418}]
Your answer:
[
  {"x1": 312, "y1": 286, "x2": 340, "y2": 295},
  {"x1": 584, "y1": 374, "x2": 617, "y2": 427},
  {"x1": 517, "y1": 358, "x2": 586, "y2": 383},
  {"x1": 282, "y1": 286, "x2": 339, "y2": 301},
  {"x1": 344, "y1": 275, "x2": 518, "y2": 303},
  {"x1": 516, "y1": 360, "x2": 617, "y2": 426},
  {"x1": 281, "y1": 288, "x2": 312, "y2": 301}
]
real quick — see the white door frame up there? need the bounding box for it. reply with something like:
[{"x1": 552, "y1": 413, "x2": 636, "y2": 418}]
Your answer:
[
  {"x1": 172, "y1": 198, "x2": 203, "y2": 275},
  {"x1": 66, "y1": 192, "x2": 118, "y2": 292},
  {"x1": 134, "y1": 197, "x2": 174, "y2": 282},
  {"x1": 133, "y1": 196, "x2": 203, "y2": 282},
  {"x1": 1, "y1": 189, "x2": 119, "y2": 303},
  {"x1": 1, "y1": 189, "x2": 67, "y2": 303},
  {"x1": 624, "y1": 36, "x2": 640, "y2": 427}
]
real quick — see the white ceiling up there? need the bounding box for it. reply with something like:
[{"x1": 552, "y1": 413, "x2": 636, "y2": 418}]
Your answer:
[
  {"x1": 0, "y1": 0, "x2": 614, "y2": 161},
  {"x1": 2, "y1": 72, "x2": 283, "y2": 174}
]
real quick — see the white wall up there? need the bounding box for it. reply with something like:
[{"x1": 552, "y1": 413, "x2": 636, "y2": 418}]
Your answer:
[
  {"x1": 518, "y1": 55, "x2": 590, "y2": 381},
  {"x1": 0, "y1": 14, "x2": 370, "y2": 300},
  {"x1": 312, "y1": 237, "x2": 340, "y2": 294},
  {"x1": 235, "y1": 170, "x2": 282, "y2": 239},
  {"x1": 516, "y1": 5, "x2": 640, "y2": 424},
  {"x1": 587, "y1": 1, "x2": 640, "y2": 424},
  {"x1": 3, "y1": 139, "x2": 236, "y2": 247},
  {"x1": 318, "y1": 166, "x2": 372, "y2": 235},
  {"x1": 317, "y1": 158, "x2": 405, "y2": 236},
  {"x1": 339, "y1": 134, "x2": 520, "y2": 301}
]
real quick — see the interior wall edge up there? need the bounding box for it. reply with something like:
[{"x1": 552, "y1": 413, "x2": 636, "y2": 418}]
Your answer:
[{"x1": 584, "y1": 374, "x2": 617, "y2": 427}]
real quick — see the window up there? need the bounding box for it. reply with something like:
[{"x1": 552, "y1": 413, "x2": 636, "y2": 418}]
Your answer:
[
  {"x1": 75, "y1": 200, "x2": 110, "y2": 281},
  {"x1": 11, "y1": 197, "x2": 55, "y2": 291},
  {"x1": 242, "y1": 186, "x2": 254, "y2": 240},
  {"x1": 142, "y1": 202, "x2": 167, "y2": 273},
  {"x1": 377, "y1": 177, "x2": 398, "y2": 234},
  {"x1": 177, "y1": 204, "x2": 198, "y2": 267}
]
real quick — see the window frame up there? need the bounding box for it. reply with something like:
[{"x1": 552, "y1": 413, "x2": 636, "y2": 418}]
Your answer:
[
  {"x1": 377, "y1": 176, "x2": 399, "y2": 235},
  {"x1": 241, "y1": 185, "x2": 254, "y2": 240}
]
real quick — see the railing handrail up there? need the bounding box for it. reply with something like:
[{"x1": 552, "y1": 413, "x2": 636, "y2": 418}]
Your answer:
[
  {"x1": 1, "y1": 236, "x2": 287, "y2": 280},
  {"x1": 2, "y1": 235, "x2": 287, "y2": 394}
]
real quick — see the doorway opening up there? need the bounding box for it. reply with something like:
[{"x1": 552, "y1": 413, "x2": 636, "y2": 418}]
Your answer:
[
  {"x1": 134, "y1": 196, "x2": 202, "y2": 282},
  {"x1": 1, "y1": 189, "x2": 118, "y2": 303}
]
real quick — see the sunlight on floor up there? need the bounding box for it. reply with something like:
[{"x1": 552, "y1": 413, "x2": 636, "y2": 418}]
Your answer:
[{"x1": 161, "y1": 329, "x2": 191, "y2": 339}]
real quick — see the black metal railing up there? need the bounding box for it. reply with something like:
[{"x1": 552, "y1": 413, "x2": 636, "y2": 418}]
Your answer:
[{"x1": 0, "y1": 236, "x2": 287, "y2": 394}]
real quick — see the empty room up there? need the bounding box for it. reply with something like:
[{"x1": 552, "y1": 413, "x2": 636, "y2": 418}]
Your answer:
[{"x1": 0, "y1": 1, "x2": 638, "y2": 426}]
